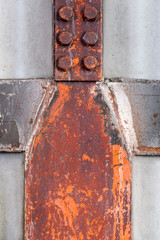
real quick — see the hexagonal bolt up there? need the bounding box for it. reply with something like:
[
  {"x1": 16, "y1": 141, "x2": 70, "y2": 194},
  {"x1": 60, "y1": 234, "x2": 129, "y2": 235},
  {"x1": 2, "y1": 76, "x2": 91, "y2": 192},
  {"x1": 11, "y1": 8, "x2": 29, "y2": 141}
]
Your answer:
[
  {"x1": 57, "y1": 56, "x2": 73, "y2": 71},
  {"x1": 59, "y1": 6, "x2": 73, "y2": 21},
  {"x1": 83, "y1": 56, "x2": 99, "y2": 71},
  {"x1": 83, "y1": 6, "x2": 99, "y2": 21},
  {"x1": 58, "y1": 31, "x2": 74, "y2": 46},
  {"x1": 82, "y1": 31, "x2": 99, "y2": 46}
]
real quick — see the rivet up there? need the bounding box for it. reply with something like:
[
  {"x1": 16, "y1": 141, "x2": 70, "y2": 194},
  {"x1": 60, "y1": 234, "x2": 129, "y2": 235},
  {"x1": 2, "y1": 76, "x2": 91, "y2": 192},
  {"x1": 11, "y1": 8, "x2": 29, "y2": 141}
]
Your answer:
[
  {"x1": 57, "y1": 56, "x2": 73, "y2": 71},
  {"x1": 59, "y1": 6, "x2": 73, "y2": 21},
  {"x1": 83, "y1": 56, "x2": 99, "y2": 71},
  {"x1": 58, "y1": 31, "x2": 74, "y2": 46},
  {"x1": 82, "y1": 31, "x2": 99, "y2": 46},
  {"x1": 83, "y1": 6, "x2": 99, "y2": 21}
]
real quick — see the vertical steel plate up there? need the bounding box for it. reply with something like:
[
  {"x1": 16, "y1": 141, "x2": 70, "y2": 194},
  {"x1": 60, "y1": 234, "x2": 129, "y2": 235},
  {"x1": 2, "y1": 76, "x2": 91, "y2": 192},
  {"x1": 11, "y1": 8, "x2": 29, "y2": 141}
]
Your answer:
[{"x1": 25, "y1": 83, "x2": 131, "y2": 239}]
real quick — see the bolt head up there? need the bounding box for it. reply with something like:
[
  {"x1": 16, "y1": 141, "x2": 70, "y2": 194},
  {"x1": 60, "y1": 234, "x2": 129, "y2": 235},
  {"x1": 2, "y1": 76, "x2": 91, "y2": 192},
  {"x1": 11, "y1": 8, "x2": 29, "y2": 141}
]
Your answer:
[
  {"x1": 83, "y1": 6, "x2": 99, "y2": 21},
  {"x1": 83, "y1": 56, "x2": 99, "y2": 71},
  {"x1": 82, "y1": 31, "x2": 99, "y2": 46},
  {"x1": 57, "y1": 56, "x2": 73, "y2": 71},
  {"x1": 59, "y1": 6, "x2": 73, "y2": 21},
  {"x1": 58, "y1": 31, "x2": 74, "y2": 46}
]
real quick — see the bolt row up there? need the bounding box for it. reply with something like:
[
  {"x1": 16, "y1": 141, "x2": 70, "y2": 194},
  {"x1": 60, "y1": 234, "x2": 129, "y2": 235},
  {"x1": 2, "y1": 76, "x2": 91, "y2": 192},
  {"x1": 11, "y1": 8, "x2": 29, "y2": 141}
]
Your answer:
[
  {"x1": 59, "y1": 6, "x2": 99, "y2": 22},
  {"x1": 58, "y1": 31, "x2": 98, "y2": 47},
  {"x1": 57, "y1": 6, "x2": 100, "y2": 72}
]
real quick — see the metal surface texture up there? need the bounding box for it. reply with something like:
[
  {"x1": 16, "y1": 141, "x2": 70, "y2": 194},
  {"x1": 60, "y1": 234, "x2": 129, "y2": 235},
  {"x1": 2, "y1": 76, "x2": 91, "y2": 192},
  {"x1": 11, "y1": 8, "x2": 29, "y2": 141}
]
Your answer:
[
  {"x1": 103, "y1": 0, "x2": 160, "y2": 80},
  {"x1": 0, "y1": 0, "x2": 53, "y2": 79},
  {"x1": 123, "y1": 82, "x2": 160, "y2": 154},
  {"x1": 0, "y1": 80, "x2": 56, "y2": 151},
  {"x1": 0, "y1": 1, "x2": 160, "y2": 239},
  {"x1": 54, "y1": 0, "x2": 102, "y2": 81},
  {"x1": 25, "y1": 82, "x2": 131, "y2": 239},
  {"x1": 0, "y1": 153, "x2": 24, "y2": 240},
  {"x1": 106, "y1": 82, "x2": 160, "y2": 155},
  {"x1": 132, "y1": 156, "x2": 160, "y2": 240},
  {"x1": 0, "y1": 80, "x2": 159, "y2": 155}
]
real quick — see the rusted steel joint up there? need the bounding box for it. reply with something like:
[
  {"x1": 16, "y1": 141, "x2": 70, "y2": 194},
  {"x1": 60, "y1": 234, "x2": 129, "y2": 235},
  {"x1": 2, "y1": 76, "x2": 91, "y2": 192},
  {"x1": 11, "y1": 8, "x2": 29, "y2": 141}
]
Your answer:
[{"x1": 54, "y1": 0, "x2": 102, "y2": 81}]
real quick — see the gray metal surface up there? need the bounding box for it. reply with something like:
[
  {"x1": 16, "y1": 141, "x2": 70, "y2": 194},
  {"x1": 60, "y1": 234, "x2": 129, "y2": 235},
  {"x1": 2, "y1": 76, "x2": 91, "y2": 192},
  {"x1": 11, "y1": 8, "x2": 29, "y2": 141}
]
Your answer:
[
  {"x1": 105, "y1": 82, "x2": 160, "y2": 155},
  {"x1": 0, "y1": 79, "x2": 56, "y2": 151},
  {"x1": 0, "y1": 0, "x2": 53, "y2": 79},
  {"x1": 132, "y1": 156, "x2": 160, "y2": 240},
  {"x1": 103, "y1": 0, "x2": 160, "y2": 80},
  {"x1": 124, "y1": 82, "x2": 160, "y2": 151},
  {"x1": 0, "y1": 153, "x2": 24, "y2": 240}
]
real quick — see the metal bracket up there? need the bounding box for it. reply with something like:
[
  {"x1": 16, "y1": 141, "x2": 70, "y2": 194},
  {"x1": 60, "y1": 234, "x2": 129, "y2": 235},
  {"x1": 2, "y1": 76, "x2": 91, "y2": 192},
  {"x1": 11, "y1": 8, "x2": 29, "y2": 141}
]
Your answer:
[{"x1": 54, "y1": 0, "x2": 102, "y2": 81}]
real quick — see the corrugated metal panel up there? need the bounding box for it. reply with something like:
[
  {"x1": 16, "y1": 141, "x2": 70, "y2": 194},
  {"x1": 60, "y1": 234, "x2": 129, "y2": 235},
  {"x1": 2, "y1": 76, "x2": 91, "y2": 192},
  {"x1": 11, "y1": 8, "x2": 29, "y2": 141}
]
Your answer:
[
  {"x1": 0, "y1": 153, "x2": 24, "y2": 240},
  {"x1": 0, "y1": 0, "x2": 53, "y2": 79},
  {"x1": 104, "y1": 0, "x2": 160, "y2": 80},
  {"x1": 132, "y1": 156, "x2": 160, "y2": 240}
]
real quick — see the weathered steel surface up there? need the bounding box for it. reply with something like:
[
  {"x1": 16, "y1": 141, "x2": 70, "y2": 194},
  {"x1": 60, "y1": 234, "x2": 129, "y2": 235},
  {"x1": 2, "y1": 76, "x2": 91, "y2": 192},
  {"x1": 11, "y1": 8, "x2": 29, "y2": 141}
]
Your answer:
[
  {"x1": 25, "y1": 82, "x2": 131, "y2": 239},
  {"x1": 0, "y1": 80, "x2": 159, "y2": 156},
  {"x1": 0, "y1": 80, "x2": 56, "y2": 151},
  {"x1": 124, "y1": 83, "x2": 160, "y2": 154},
  {"x1": 54, "y1": 0, "x2": 102, "y2": 81},
  {"x1": 107, "y1": 82, "x2": 160, "y2": 155}
]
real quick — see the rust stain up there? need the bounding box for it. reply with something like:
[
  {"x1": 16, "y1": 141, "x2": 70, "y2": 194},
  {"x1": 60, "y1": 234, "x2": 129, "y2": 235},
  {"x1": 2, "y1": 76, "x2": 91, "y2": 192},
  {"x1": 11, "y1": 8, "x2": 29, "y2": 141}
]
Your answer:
[
  {"x1": 153, "y1": 113, "x2": 158, "y2": 118},
  {"x1": 54, "y1": 0, "x2": 102, "y2": 81},
  {"x1": 25, "y1": 83, "x2": 131, "y2": 239},
  {"x1": 112, "y1": 145, "x2": 131, "y2": 240},
  {"x1": 137, "y1": 146, "x2": 160, "y2": 153}
]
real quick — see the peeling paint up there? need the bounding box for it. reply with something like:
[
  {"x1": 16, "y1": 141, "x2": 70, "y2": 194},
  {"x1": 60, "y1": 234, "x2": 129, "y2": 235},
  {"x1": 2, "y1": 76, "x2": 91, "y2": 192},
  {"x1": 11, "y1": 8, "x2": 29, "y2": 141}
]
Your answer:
[
  {"x1": 100, "y1": 83, "x2": 137, "y2": 158},
  {"x1": 25, "y1": 82, "x2": 131, "y2": 240},
  {"x1": 101, "y1": 81, "x2": 160, "y2": 156},
  {"x1": 25, "y1": 81, "x2": 57, "y2": 164},
  {"x1": 0, "y1": 80, "x2": 159, "y2": 155}
]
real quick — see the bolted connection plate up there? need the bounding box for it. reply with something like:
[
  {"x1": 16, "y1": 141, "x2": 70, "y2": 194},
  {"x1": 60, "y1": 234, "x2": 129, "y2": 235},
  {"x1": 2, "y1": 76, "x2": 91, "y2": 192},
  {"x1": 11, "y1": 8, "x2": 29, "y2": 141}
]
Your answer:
[{"x1": 54, "y1": 0, "x2": 102, "y2": 81}]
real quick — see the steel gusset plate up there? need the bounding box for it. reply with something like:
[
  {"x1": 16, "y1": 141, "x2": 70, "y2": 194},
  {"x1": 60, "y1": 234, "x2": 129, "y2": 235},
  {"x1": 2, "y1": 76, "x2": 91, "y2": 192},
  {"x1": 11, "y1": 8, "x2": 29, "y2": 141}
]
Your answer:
[{"x1": 54, "y1": 0, "x2": 102, "y2": 81}]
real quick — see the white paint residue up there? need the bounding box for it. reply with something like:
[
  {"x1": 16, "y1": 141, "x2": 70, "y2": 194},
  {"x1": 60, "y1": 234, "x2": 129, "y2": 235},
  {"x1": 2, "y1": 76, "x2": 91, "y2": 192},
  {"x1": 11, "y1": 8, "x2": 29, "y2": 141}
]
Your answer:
[{"x1": 100, "y1": 82, "x2": 138, "y2": 157}]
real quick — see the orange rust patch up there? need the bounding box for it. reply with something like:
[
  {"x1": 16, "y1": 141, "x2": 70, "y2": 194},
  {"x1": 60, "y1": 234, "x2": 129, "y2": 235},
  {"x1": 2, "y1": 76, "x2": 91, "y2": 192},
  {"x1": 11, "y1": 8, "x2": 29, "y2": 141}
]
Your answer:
[
  {"x1": 82, "y1": 154, "x2": 94, "y2": 162},
  {"x1": 137, "y1": 146, "x2": 160, "y2": 153},
  {"x1": 112, "y1": 145, "x2": 131, "y2": 239}
]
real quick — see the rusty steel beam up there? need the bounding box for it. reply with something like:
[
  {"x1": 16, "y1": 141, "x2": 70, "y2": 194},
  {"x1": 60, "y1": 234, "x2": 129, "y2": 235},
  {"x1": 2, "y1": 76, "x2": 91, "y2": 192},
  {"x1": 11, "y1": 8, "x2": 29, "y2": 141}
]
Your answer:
[
  {"x1": 54, "y1": 0, "x2": 102, "y2": 81},
  {"x1": 25, "y1": 82, "x2": 131, "y2": 239}
]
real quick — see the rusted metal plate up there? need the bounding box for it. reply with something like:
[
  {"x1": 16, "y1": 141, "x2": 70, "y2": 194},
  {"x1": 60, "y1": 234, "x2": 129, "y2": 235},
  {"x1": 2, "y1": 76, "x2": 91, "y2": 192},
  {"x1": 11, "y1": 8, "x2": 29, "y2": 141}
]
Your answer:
[
  {"x1": 54, "y1": 0, "x2": 102, "y2": 81},
  {"x1": 25, "y1": 82, "x2": 131, "y2": 239},
  {"x1": 0, "y1": 80, "x2": 56, "y2": 151}
]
